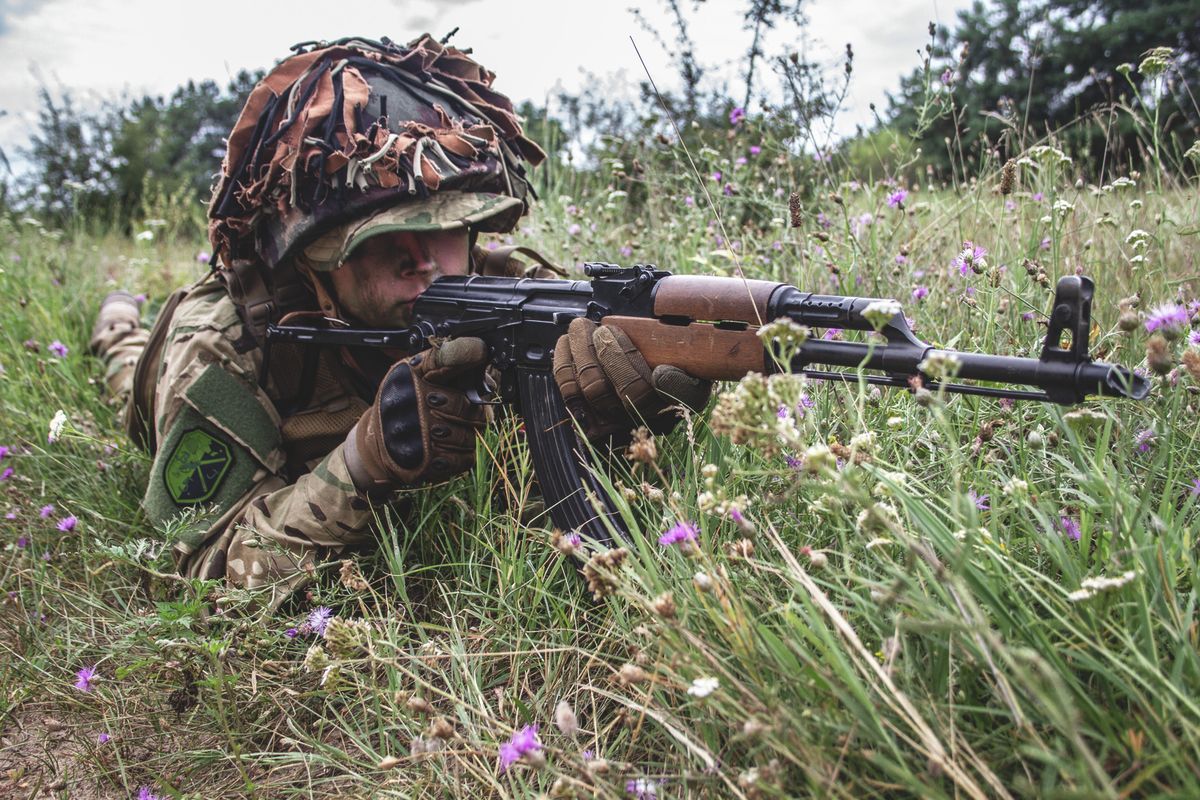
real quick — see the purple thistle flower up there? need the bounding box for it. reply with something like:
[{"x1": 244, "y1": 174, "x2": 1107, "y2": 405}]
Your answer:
[
  {"x1": 619, "y1": 245, "x2": 633, "y2": 258},
  {"x1": 940, "y1": 68, "x2": 954, "y2": 85},
  {"x1": 912, "y1": 286, "x2": 929, "y2": 301},
  {"x1": 684, "y1": 195, "x2": 694, "y2": 207},
  {"x1": 749, "y1": 145, "x2": 761, "y2": 155},
  {"x1": 729, "y1": 107, "x2": 746, "y2": 126},
  {"x1": 499, "y1": 724, "x2": 541, "y2": 772},
  {"x1": 953, "y1": 242, "x2": 988, "y2": 276},
  {"x1": 722, "y1": 182, "x2": 735, "y2": 196},
  {"x1": 785, "y1": 455, "x2": 804, "y2": 470},
  {"x1": 566, "y1": 223, "x2": 582, "y2": 237},
  {"x1": 776, "y1": 404, "x2": 789, "y2": 420},
  {"x1": 307, "y1": 606, "x2": 334, "y2": 636},
  {"x1": 968, "y1": 489, "x2": 989, "y2": 511},
  {"x1": 1, "y1": 467, "x2": 13, "y2": 482},
  {"x1": 1032, "y1": 192, "x2": 1044, "y2": 202},
  {"x1": 1005, "y1": 200, "x2": 1016, "y2": 212},
  {"x1": 74, "y1": 665, "x2": 98, "y2": 692},
  {"x1": 816, "y1": 211, "x2": 831, "y2": 229},
  {"x1": 137, "y1": 787, "x2": 163, "y2": 800},
  {"x1": 887, "y1": 189, "x2": 908, "y2": 208},
  {"x1": 4, "y1": 510, "x2": 16, "y2": 520},
  {"x1": 57, "y1": 516, "x2": 77, "y2": 532},
  {"x1": 48, "y1": 341, "x2": 69, "y2": 358},
  {"x1": 729, "y1": 507, "x2": 746, "y2": 525},
  {"x1": 285, "y1": 627, "x2": 300, "y2": 639},
  {"x1": 0, "y1": 445, "x2": 9, "y2": 460},
  {"x1": 39, "y1": 504, "x2": 54, "y2": 518},
  {"x1": 134, "y1": 293, "x2": 148, "y2": 304},
  {"x1": 196, "y1": 251, "x2": 211, "y2": 264},
  {"x1": 16, "y1": 535, "x2": 28, "y2": 549},
  {"x1": 1191, "y1": 477, "x2": 1200, "y2": 497},
  {"x1": 1022, "y1": 311, "x2": 1036, "y2": 321},
  {"x1": 1144, "y1": 303, "x2": 1189, "y2": 336},
  {"x1": 822, "y1": 328, "x2": 842, "y2": 341},
  {"x1": 658, "y1": 521, "x2": 699, "y2": 547},
  {"x1": 97, "y1": 732, "x2": 111, "y2": 744},
  {"x1": 1189, "y1": 330, "x2": 1200, "y2": 347},
  {"x1": 735, "y1": 156, "x2": 748, "y2": 165},
  {"x1": 1059, "y1": 517, "x2": 1082, "y2": 542},
  {"x1": 1040, "y1": 237, "x2": 1052, "y2": 251},
  {"x1": 1134, "y1": 428, "x2": 1155, "y2": 454}
]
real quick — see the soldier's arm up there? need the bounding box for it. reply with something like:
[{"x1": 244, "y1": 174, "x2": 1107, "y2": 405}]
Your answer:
[{"x1": 144, "y1": 284, "x2": 378, "y2": 606}]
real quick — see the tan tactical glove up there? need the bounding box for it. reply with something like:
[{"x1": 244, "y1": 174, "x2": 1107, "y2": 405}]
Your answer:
[
  {"x1": 345, "y1": 338, "x2": 489, "y2": 496},
  {"x1": 552, "y1": 318, "x2": 712, "y2": 443}
]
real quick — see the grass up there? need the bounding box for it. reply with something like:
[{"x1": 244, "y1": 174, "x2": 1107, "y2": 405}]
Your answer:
[{"x1": 2, "y1": 110, "x2": 1200, "y2": 799}]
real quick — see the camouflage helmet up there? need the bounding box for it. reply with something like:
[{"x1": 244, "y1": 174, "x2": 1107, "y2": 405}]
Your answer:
[{"x1": 207, "y1": 34, "x2": 544, "y2": 323}]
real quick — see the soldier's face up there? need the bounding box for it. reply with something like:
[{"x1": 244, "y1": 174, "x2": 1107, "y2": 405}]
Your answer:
[{"x1": 330, "y1": 229, "x2": 470, "y2": 327}]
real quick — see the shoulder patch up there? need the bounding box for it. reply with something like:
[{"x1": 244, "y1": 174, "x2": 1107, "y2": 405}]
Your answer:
[
  {"x1": 184, "y1": 362, "x2": 282, "y2": 470},
  {"x1": 144, "y1": 406, "x2": 264, "y2": 537},
  {"x1": 164, "y1": 428, "x2": 233, "y2": 504}
]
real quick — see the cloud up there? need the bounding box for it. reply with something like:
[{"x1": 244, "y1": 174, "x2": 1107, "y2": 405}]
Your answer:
[{"x1": 0, "y1": 0, "x2": 50, "y2": 35}]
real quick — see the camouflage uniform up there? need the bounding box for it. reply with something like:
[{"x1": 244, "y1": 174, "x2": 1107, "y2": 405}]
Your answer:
[{"x1": 93, "y1": 247, "x2": 553, "y2": 608}]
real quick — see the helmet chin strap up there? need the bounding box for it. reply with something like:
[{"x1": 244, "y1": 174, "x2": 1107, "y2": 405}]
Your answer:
[{"x1": 293, "y1": 254, "x2": 347, "y2": 325}]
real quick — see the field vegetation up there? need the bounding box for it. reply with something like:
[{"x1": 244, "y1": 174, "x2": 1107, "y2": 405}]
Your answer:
[{"x1": 2, "y1": 4, "x2": 1199, "y2": 798}]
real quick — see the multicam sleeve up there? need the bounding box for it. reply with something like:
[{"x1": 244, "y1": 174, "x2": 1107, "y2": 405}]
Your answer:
[
  {"x1": 144, "y1": 282, "x2": 378, "y2": 605},
  {"x1": 177, "y1": 443, "x2": 377, "y2": 607}
]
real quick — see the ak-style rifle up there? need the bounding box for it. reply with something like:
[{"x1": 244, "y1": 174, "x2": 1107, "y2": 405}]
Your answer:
[{"x1": 267, "y1": 264, "x2": 1149, "y2": 544}]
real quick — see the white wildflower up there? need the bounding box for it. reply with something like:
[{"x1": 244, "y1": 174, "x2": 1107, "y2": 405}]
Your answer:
[
  {"x1": 686, "y1": 676, "x2": 720, "y2": 698},
  {"x1": 135, "y1": 230, "x2": 154, "y2": 242},
  {"x1": 1001, "y1": 477, "x2": 1029, "y2": 497},
  {"x1": 862, "y1": 299, "x2": 902, "y2": 331},
  {"x1": 47, "y1": 409, "x2": 68, "y2": 443}
]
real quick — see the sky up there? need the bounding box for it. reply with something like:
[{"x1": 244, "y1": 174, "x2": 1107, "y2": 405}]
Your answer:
[{"x1": 0, "y1": 0, "x2": 974, "y2": 172}]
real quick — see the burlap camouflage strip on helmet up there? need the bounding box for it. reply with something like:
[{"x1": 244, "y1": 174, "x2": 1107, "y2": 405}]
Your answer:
[{"x1": 209, "y1": 34, "x2": 544, "y2": 271}]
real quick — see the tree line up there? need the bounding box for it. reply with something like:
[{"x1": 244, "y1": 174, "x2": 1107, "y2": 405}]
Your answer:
[{"x1": 1, "y1": 0, "x2": 1196, "y2": 230}]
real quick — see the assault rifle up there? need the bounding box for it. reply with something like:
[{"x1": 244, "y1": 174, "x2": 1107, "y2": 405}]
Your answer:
[{"x1": 267, "y1": 264, "x2": 1149, "y2": 544}]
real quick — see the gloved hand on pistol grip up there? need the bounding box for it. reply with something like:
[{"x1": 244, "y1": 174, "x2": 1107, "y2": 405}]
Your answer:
[
  {"x1": 344, "y1": 337, "x2": 489, "y2": 495},
  {"x1": 552, "y1": 318, "x2": 713, "y2": 443}
]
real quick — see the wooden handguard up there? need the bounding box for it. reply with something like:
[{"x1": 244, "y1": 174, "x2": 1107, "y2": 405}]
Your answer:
[
  {"x1": 652, "y1": 275, "x2": 782, "y2": 324},
  {"x1": 600, "y1": 316, "x2": 765, "y2": 381}
]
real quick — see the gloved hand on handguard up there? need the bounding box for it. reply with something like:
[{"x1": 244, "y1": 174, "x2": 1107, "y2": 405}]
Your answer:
[
  {"x1": 344, "y1": 338, "x2": 489, "y2": 495},
  {"x1": 552, "y1": 318, "x2": 713, "y2": 443}
]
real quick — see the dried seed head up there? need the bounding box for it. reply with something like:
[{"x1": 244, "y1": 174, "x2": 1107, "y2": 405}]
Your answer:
[
  {"x1": 406, "y1": 694, "x2": 434, "y2": 715},
  {"x1": 999, "y1": 159, "x2": 1017, "y2": 195},
  {"x1": 651, "y1": 591, "x2": 677, "y2": 619},
  {"x1": 338, "y1": 559, "x2": 369, "y2": 592},
  {"x1": 1182, "y1": 349, "x2": 1200, "y2": 383},
  {"x1": 554, "y1": 700, "x2": 579, "y2": 737},
  {"x1": 1146, "y1": 334, "x2": 1174, "y2": 375},
  {"x1": 551, "y1": 529, "x2": 579, "y2": 557},
  {"x1": 693, "y1": 571, "x2": 715, "y2": 592},
  {"x1": 583, "y1": 548, "x2": 628, "y2": 600},
  {"x1": 377, "y1": 755, "x2": 401, "y2": 769},
  {"x1": 727, "y1": 538, "x2": 756, "y2": 559},
  {"x1": 428, "y1": 716, "x2": 455, "y2": 740},
  {"x1": 788, "y1": 191, "x2": 803, "y2": 227},
  {"x1": 617, "y1": 663, "x2": 649, "y2": 686},
  {"x1": 323, "y1": 617, "x2": 373, "y2": 658},
  {"x1": 626, "y1": 427, "x2": 658, "y2": 464},
  {"x1": 807, "y1": 550, "x2": 828, "y2": 569},
  {"x1": 1118, "y1": 311, "x2": 1141, "y2": 333},
  {"x1": 742, "y1": 718, "x2": 767, "y2": 738}
]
